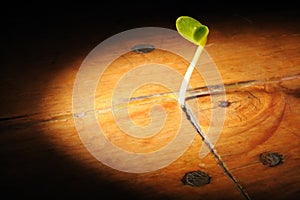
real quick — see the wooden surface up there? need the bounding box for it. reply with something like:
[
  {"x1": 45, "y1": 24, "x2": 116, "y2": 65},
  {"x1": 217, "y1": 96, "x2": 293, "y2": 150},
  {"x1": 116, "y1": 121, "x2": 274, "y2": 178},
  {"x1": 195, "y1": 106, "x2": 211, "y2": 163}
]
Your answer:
[{"x1": 1, "y1": 3, "x2": 299, "y2": 199}]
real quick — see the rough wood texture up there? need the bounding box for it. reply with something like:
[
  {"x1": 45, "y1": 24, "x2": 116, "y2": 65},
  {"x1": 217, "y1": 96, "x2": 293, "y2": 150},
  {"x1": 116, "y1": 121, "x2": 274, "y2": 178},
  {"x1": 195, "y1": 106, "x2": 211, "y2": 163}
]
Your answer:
[{"x1": 1, "y1": 3, "x2": 299, "y2": 199}]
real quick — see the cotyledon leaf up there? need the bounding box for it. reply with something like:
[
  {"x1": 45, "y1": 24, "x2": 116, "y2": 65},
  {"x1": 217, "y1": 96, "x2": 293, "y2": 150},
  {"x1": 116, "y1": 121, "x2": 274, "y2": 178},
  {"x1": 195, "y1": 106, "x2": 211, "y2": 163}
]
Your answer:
[{"x1": 176, "y1": 16, "x2": 209, "y2": 47}]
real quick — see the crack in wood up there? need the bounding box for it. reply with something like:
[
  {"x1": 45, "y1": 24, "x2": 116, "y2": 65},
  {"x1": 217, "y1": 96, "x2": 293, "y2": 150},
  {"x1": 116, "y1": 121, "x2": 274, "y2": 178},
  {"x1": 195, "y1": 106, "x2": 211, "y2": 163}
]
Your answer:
[
  {"x1": 181, "y1": 103, "x2": 251, "y2": 200},
  {"x1": 0, "y1": 113, "x2": 73, "y2": 131},
  {"x1": 123, "y1": 72, "x2": 300, "y2": 104},
  {"x1": 2, "y1": 73, "x2": 299, "y2": 135},
  {"x1": 0, "y1": 114, "x2": 31, "y2": 122}
]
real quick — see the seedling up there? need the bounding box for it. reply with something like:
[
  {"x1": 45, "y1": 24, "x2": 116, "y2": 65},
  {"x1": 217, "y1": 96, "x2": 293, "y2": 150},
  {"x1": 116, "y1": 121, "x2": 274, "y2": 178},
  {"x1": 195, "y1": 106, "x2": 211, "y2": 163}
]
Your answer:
[
  {"x1": 176, "y1": 16, "x2": 251, "y2": 200},
  {"x1": 176, "y1": 16, "x2": 209, "y2": 107}
]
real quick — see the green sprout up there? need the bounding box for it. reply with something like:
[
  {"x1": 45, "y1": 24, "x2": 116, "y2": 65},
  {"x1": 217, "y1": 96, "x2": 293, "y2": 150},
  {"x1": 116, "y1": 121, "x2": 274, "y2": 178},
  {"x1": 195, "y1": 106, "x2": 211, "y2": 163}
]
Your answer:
[
  {"x1": 176, "y1": 16, "x2": 209, "y2": 47},
  {"x1": 176, "y1": 16, "x2": 209, "y2": 107}
]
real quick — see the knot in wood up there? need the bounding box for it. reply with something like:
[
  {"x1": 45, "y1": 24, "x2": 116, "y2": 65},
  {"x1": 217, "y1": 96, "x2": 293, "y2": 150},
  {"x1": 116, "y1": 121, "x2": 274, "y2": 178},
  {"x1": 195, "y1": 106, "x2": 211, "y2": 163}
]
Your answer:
[
  {"x1": 259, "y1": 152, "x2": 283, "y2": 167},
  {"x1": 181, "y1": 170, "x2": 211, "y2": 187}
]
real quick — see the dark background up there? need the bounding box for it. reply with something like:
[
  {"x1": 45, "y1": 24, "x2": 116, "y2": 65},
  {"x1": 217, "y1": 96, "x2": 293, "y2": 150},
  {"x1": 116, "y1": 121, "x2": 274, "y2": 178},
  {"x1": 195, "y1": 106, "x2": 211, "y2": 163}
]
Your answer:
[
  {"x1": 2, "y1": 0, "x2": 299, "y2": 62},
  {"x1": 2, "y1": 0, "x2": 299, "y2": 35}
]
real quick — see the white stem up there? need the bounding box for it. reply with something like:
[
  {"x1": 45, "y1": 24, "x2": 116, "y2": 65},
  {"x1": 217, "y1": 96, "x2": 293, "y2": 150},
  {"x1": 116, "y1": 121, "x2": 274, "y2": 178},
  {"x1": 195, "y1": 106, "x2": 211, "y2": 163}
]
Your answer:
[{"x1": 178, "y1": 45, "x2": 204, "y2": 106}]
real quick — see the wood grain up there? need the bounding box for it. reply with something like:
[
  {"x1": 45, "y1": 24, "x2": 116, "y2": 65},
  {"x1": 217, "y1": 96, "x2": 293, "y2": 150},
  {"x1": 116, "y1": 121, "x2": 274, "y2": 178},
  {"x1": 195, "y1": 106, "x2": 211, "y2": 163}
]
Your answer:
[{"x1": 1, "y1": 9, "x2": 299, "y2": 200}]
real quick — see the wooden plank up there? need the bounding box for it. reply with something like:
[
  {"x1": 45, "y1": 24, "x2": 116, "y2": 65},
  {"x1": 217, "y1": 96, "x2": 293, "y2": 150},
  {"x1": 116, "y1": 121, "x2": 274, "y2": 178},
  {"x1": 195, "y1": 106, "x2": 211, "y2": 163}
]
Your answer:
[{"x1": 1, "y1": 9, "x2": 299, "y2": 199}]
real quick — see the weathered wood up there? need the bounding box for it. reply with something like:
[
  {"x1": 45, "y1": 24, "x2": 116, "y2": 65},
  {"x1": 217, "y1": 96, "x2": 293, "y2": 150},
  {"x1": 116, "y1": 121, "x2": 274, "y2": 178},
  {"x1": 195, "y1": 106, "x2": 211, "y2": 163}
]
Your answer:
[{"x1": 1, "y1": 9, "x2": 299, "y2": 200}]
